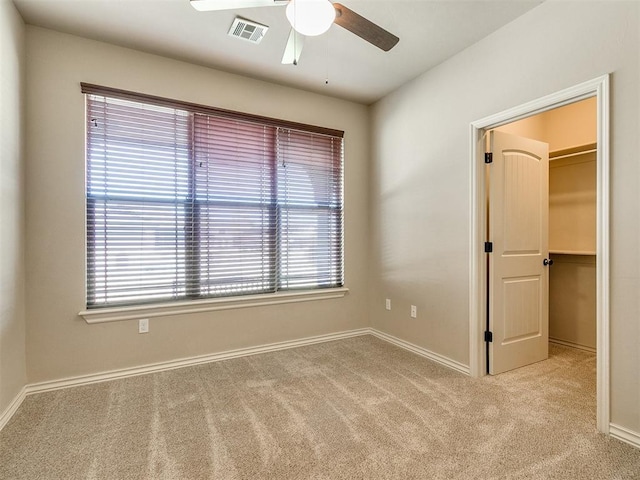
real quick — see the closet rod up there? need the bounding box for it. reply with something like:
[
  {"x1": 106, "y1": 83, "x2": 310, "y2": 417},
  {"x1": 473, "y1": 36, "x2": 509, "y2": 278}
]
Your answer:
[{"x1": 550, "y1": 148, "x2": 597, "y2": 161}]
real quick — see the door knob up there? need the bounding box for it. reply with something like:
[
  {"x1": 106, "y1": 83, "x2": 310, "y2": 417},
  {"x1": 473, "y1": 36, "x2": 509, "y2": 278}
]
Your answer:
[{"x1": 543, "y1": 258, "x2": 554, "y2": 266}]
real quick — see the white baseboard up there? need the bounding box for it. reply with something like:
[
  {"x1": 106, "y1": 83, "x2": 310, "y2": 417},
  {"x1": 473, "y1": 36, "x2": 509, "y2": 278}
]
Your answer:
[
  {"x1": 549, "y1": 337, "x2": 596, "y2": 353},
  {"x1": 610, "y1": 423, "x2": 640, "y2": 450},
  {"x1": 369, "y1": 328, "x2": 470, "y2": 375},
  {"x1": 26, "y1": 328, "x2": 371, "y2": 395},
  {"x1": 5, "y1": 327, "x2": 469, "y2": 430},
  {"x1": 25, "y1": 327, "x2": 470, "y2": 396},
  {"x1": 0, "y1": 387, "x2": 26, "y2": 431},
  {"x1": 9, "y1": 326, "x2": 638, "y2": 452}
]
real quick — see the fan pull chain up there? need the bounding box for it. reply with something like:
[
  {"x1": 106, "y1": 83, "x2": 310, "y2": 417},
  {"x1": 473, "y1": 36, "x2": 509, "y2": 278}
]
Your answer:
[
  {"x1": 325, "y1": 30, "x2": 330, "y2": 84},
  {"x1": 293, "y1": 25, "x2": 298, "y2": 65},
  {"x1": 293, "y1": 0, "x2": 298, "y2": 66},
  {"x1": 294, "y1": 33, "x2": 298, "y2": 66}
]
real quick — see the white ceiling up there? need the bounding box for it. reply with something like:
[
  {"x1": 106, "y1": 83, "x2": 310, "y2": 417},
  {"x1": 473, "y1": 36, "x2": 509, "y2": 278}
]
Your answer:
[{"x1": 13, "y1": 0, "x2": 543, "y2": 104}]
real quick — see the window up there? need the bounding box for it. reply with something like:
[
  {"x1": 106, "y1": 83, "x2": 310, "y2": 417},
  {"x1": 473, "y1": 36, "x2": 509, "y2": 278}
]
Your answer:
[{"x1": 83, "y1": 84, "x2": 343, "y2": 309}]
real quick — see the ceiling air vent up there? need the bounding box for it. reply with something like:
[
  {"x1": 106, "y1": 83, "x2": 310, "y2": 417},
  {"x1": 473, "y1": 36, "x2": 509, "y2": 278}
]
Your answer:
[{"x1": 228, "y1": 17, "x2": 268, "y2": 44}]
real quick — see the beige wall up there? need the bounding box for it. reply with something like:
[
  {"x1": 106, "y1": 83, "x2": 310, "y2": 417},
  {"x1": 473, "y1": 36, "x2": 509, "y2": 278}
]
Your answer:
[
  {"x1": 498, "y1": 97, "x2": 597, "y2": 152},
  {"x1": 494, "y1": 113, "x2": 547, "y2": 143},
  {"x1": 549, "y1": 254, "x2": 596, "y2": 350},
  {"x1": 24, "y1": 27, "x2": 370, "y2": 384},
  {"x1": 549, "y1": 152, "x2": 596, "y2": 254},
  {"x1": 370, "y1": 0, "x2": 640, "y2": 433},
  {"x1": 0, "y1": 0, "x2": 27, "y2": 416},
  {"x1": 542, "y1": 97, "x2": 597, "y2": 152}
]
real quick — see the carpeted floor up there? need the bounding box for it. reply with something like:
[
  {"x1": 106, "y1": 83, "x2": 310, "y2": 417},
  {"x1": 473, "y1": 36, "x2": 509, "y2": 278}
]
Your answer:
[{"x1": 1, "y1": 335, "x2": 639, "y2": 479}]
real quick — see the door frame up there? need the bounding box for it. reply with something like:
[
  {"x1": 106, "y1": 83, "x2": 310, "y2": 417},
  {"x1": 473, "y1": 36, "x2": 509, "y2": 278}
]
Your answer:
[{"x1": 468, "y1": 75, "x2": 610, "y2": 433}]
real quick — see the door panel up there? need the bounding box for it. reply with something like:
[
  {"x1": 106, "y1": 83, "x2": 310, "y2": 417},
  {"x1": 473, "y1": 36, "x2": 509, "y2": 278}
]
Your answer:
[
  {"x1": 502, "y1": 151, "x2": 542, "y2": 254},
  {"x1": 489, "y1": 131, "x2": 549, "y2": 375},
  {"x1": 502, "y1": 276, "x2": 540, "y2": 343}
]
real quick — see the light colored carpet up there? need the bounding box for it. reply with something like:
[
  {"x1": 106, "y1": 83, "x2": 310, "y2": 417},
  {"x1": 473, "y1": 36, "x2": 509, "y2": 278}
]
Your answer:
[{"x1": 1, "y1": 335, "x2": 639, "y2": 479}]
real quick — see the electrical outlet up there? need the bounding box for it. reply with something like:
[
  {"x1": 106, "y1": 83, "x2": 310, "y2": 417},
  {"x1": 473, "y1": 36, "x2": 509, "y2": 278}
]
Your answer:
[
  {"x1": 385, "y1": 298, "x2": 391, "y2": 310},
  {"x1": 410, "y1": 305, "x2": 417, "y2": 318},
  {"x1": 138, "y1": 318, "x2": 149, "y2": 334}
]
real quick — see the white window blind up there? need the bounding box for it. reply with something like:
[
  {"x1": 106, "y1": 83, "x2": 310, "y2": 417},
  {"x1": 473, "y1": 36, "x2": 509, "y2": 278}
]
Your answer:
[{"x1": 84, "y1": 84, "x2": 343, "y2": 308}]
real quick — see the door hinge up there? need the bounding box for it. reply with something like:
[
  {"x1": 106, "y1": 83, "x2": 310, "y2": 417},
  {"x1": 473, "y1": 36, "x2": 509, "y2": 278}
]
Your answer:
[
  {"x1": 484, "y1": 152, "x2": 493, "y2": 164},
  {"x1": 484, "y1": 241, "x2": 493, "y2": 253},
  {"x1": 484, "y1": 331, "x2": 493, "y2": 343}
]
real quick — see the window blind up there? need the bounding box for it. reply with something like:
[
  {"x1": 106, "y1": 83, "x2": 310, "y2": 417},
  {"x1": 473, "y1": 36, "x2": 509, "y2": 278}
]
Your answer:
[
  {"x1": 84, "y1": 85, "x2": 343, "y2": 308},
  {"x1": 192, "y1": 114, "x2": 277, "y2": 297},
  {"x1": 276, "y1": 128, "x2": 343, "y2": 289}
]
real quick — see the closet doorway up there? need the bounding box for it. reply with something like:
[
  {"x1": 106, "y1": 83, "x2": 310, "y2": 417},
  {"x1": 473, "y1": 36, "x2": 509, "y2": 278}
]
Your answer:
[
  {"x1": 494, "y1": 97, "x2": 597, "y2": 357},
  {"x1": 469, "y1": 76, "x2": 610, "y2": 433}
]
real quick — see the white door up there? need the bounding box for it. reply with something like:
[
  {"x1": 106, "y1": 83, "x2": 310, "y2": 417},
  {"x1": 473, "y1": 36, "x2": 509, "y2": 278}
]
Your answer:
[{"x1": 488, "y1": 130, "x2": 550, "y2": 375}]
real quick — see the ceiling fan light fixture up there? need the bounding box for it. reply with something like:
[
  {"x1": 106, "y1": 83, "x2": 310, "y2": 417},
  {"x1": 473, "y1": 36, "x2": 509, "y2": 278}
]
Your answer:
[{"x1": 286, "y1": 0, "x2": 336, "y2": 37}]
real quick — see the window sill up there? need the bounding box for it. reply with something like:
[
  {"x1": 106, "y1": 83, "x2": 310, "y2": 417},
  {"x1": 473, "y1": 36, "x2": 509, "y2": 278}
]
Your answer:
[{"x1": 79, "y1": 287, "x2": 350, "y2": 324}]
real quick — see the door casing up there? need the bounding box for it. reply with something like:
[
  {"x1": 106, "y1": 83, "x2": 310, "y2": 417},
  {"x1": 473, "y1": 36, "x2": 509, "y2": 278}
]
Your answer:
[{"x1": 468, "y1": 75, "x2": 610, "y2": 433}]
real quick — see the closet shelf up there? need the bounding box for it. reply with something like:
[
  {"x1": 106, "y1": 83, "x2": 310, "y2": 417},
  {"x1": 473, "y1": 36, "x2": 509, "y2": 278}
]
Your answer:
[{"x1": 549, "y1": 250, "x2": 596, "y2": 255}]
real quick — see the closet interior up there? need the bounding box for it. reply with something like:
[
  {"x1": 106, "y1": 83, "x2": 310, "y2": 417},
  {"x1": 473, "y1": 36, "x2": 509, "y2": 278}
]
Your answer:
[{"x1": 549, "y1": 143, "x2": 596, "y2": 352}]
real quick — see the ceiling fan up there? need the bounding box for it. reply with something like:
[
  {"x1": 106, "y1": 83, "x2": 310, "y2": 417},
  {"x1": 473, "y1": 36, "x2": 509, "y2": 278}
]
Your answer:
[{"x1": 190, "y1": 0, "x2": 399, "y2": 65}]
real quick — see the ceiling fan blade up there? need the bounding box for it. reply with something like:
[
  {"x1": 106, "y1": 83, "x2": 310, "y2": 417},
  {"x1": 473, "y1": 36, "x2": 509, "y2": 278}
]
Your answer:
[
  {"x1": 281, "y1": 28, "x2": 305, "y2": 65},
  {"x1": 190, "y1": 0, "x2": 287, "y2": 12},
  {"x1": 332, "y1": 3, "x2": 399, "y2": 52}
]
